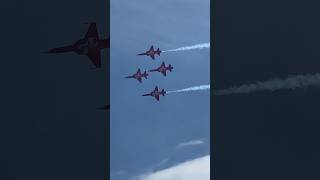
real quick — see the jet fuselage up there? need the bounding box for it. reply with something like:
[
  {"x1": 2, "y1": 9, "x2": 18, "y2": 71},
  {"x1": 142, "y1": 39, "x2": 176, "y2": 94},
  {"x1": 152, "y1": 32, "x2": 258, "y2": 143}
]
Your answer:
[{"x1": 45, "y1": 23, "x2": 109, "y2": 68}]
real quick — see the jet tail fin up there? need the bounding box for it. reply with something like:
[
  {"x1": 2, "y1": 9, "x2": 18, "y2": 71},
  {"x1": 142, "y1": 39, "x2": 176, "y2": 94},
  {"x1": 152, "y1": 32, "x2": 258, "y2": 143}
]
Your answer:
[
  {"x1": 143, "y1": 71, "x2": 148, "y2": 79},
  {"x1": 162, "y1": 89, "x2": 166, "y2": 96},
  {"x1": 156, "y1": 48, "x2": 161, "y2": 56}
]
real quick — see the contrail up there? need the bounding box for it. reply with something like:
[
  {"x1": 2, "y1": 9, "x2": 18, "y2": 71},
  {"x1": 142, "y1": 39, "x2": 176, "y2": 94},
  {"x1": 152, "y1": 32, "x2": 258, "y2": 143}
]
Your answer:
[
  {"x1": 167, "y1": 85, "x2": 210, "y2": 94},
  {"x1": 162, "y1": 43, "x2": 210, "y2": 53},
  {"x1": 214, "y1": 73, "x2": 320, "y2": 95},
  {"x1": 166, "y1": 73, "x2": 320, "y2": 96}
]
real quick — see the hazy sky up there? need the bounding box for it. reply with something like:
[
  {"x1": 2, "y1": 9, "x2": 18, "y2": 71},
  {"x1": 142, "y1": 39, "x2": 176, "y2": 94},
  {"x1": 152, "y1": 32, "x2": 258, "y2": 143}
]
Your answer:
[{"x1": 110, "y1": 0, "x2": 210, "y2": 179}]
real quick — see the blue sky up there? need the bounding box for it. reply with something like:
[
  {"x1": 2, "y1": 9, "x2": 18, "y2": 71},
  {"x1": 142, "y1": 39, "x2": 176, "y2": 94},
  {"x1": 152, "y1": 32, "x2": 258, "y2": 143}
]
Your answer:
[{"x1": 110, "y1": 0, "x2": 210, "y2": 179}]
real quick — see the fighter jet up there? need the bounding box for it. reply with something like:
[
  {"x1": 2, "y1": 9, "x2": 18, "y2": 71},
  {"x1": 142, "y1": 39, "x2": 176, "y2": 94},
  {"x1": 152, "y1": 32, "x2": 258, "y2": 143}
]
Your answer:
[
  {"x1": 142, "y1": 86, "x2": 166, "y2": 101},
  {"x1": 125, "y1": 68, "x2": 148, "y2": 83},
  {"x1": 148, "y1": 62, "x2": 173, "y2": 76},
  {"x1": 137, "y1": 45, "x2": 161, "y2": 60},
  {"x1": 45, "y1": 22, "x2": 109, "y2": 68}
]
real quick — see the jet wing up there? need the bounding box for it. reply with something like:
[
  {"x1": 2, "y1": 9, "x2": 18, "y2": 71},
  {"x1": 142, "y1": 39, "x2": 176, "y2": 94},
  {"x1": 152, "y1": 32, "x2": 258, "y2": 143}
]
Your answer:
[
  {"x1": 150, "y1": 54, "x2": 155, "y2": 60},
  {"x1": 137, "y1": 77, "x2": 142, "y2": 83},
  {"x1": 155, "y1": 95, "x2": 160, "y2": 101},
  {"x1": 161, "y1": 62, "x2": 165, "y2": 66},
  {"x1": 162, "y1": 71, "x2": 167, "y2": 76},
  {"x1": 85, "y1": 23, "x2": 99, "y2": 39},
  {"x1": 87, "y1": 48, "x2": 101, "y2": 68},
  {"x1": 150, "y1": 45, "x2": 154, "y2": 51}
]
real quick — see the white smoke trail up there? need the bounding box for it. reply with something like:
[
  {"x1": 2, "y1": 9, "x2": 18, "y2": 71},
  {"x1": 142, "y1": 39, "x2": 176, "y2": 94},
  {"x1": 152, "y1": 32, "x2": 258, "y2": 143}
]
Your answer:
[
  {"x1": 162, "y1": 43, "x2": 210, "y2": 52},
  {"x1": 214, "y1": 73, "x2": 320, "y2": 95},
  {"x1": 167, "y1": 85, "x2": 210, "y2": 94}
]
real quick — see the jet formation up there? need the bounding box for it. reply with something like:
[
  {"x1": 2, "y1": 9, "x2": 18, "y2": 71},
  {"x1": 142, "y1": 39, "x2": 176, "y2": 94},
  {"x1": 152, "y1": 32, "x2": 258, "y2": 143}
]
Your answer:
[
  {"x1": 126, "y1": 45, "x2": 174, "y2": 101},
  {"x1": 45, "y1": 22, "x2": 109, "y2": 69}
]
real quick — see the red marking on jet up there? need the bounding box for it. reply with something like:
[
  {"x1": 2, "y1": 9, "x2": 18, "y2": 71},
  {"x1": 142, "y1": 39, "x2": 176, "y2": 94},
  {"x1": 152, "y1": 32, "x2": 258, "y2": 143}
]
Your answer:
[
  {"x1": 45, "y1": 22, "x2": 109, "y2": 68},
  {"x1": 125, "y1": 68, "x2": 148, "y2": 83},
  {"x1": 142, "y1": 86, "x2": 166, "y2": 101},
  {"x1": 148, "y1": 61, "x2": 173, "y2": 76},
  {"x1": 137, "y1": 45, "x2": 161, "y2": 60}
]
